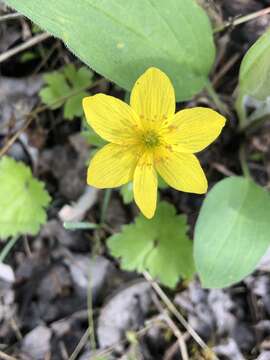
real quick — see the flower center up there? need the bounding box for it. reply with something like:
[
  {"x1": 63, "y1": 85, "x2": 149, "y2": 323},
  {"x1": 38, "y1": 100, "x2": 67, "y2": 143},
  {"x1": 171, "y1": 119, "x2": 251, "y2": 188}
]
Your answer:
[{"x1": 141, "y1": 130, "x2": 160, "y2": 148}]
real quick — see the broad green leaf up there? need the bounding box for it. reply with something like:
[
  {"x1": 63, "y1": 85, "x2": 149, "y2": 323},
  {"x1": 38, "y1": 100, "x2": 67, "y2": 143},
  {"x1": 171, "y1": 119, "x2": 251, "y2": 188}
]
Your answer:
[
  {"x1": 108, "y1": 202, "x2": 195, "y2": 288},
  {"x1": 5, "y1": 0, "x2": 215, "y2": 101},
  {"x1": 40, "y1": 64, "x2": 93, "y2": 120},
  {"x1": 0, "y1": 157, "x2": 51, "y2": 240},
  {"x1": 194, "y1": 177, "x2": 270, "y2": 288},
  {"x1": 236, "y1": 28, "x2": 270, "y2": 126}
]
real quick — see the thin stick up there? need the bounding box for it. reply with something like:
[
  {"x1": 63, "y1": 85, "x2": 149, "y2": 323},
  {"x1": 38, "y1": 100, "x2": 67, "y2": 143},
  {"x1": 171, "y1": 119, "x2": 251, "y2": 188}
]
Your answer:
[
  {"x1": 164, "y1": 316, "x2": 189, "y2": 360},
  {"x1": 0, "y1": 116, "x2": 34, "y2": 158},
  {"x1": 0, "y1": 351, "x2": 18, "y2": 360},
  {"x1": 68, "y1": 327, "x2": 89, "y2": 360},
  {"x1": 212, "y1": 53, "x2": 241, "y2": 88},
  {"x1": 89, "y1": 316, "x2": 164, "y2": 360},
  {"x1": 143, "y1": 272, "x2": 219, "y2": 360},
  {"x1": 0, "y1": 79, "x2": 103, "y2": 157},
  {"x1": 0, "y1": 13, "x2": 22, "y2": 22},
  {"x1": 211, "y1": 163, "x2": 236, "y2": 177},
  {"x1": 152, "y1": 293, "x2": 189, "y2": 360},
  {"x1": 214, "y1": 6, "x2": 270, "y2": 33},
  {"x1": 0, "y1": 33, "x2": 51, "y2": 63}
]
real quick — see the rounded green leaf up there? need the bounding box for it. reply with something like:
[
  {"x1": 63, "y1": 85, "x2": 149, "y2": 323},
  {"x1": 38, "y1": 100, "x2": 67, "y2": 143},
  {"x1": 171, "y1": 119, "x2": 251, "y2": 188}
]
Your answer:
[
  {"x1": 5, "y1": 0, "x2": 215, "y2": 101},
  {"x1": 194, "y1": 177, "x2": 270, "y2": 288}
]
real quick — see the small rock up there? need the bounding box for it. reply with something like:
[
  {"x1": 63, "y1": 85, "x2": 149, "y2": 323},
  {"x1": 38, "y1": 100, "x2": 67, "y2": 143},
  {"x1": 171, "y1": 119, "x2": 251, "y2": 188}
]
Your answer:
[
  {"x1": 0, "y1": 76, "x2": 43, "y2": 135},
  {"x1": 214, "y1": 338, "x2": 245, "y2": 360},
  {"x1": 0, "y1": 280, "x2": 16, "y2": 325},
  {"x1": 38, "y1": 219, "x2": 89, "y2": 251},
  {"x1": 0, "y1": 263, "x2": 15, "y2": 283},
  {"x1": 97, "y1": 281, "x2": 152, "y2": 348},
  {"x1": 22, "y1": 325, "x2": 52, "y2": 360},
  {"x1": 78, "y1": 351, "x2": 92, "y2": 360},
  {"x1": 66, "y1": 255, "x2": 115, "y2": 302},
  {"x1": 232, "y1": 322, "x2": 255, "y2": 352},
  {"x1": 58, "y1": 186, "x2": 98, "y2": 222},
  {"x1": 51, "y1": 318, "x2": 71, "y2": 337},
  {"x1": 175, "y1": 281, "x2": 237, "y2": 339},
  {"x1": 37, "y1": 265, "x2": 72, "y2": 301},
  {"x1": 257, "y1": 352, "x2": 270, "y2": 360},
  {"x1": 208, "y1": 289, "x2": 236, "y2": 335},
  {"x1": 257, "y1": 247, "x2": 270, "y2": 271}
]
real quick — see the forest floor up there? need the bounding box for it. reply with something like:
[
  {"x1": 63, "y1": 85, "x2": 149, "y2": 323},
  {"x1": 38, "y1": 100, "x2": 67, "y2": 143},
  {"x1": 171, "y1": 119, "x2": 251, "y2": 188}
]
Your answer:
[{"x1": 1, "y1": 0, "x2": 270, "y2": 359}]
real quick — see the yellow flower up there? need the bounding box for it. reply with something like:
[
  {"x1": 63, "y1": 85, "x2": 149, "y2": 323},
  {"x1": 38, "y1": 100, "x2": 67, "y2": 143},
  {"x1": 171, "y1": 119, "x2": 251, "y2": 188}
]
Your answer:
[{"x1": 83, "y1": 68, "x2": 225, "y2": 219}]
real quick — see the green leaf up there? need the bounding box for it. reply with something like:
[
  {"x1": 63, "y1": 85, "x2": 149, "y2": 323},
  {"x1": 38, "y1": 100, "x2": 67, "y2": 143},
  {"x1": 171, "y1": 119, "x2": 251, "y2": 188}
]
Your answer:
[
  {"x1": 194, "y1": 177, "x2": 270, "y2": 289},
  {"x1": 236, "y1": 28, "x2": 270, "y2": 126},
  {"x1": 0, "y1": 157, "x2": 51, "y2": 240},
  {"x1": 81, "y1": 125, "x2": 107, "y2": 148},
  {"x1": 120, "y1": 177, "x2": 168, "y2": 205},
  {"x1": 108, "y1": 202, "x2": 195, "y2": 288},
  {"x1": 6, "y1": 0, "x2": 215, "y2": 101},
  {"x1": 39, "y1": 64, "x2": 93, "y2": 120},
  {"x1": 120, "y1": 182, "x2": 134, "y2": 204}
]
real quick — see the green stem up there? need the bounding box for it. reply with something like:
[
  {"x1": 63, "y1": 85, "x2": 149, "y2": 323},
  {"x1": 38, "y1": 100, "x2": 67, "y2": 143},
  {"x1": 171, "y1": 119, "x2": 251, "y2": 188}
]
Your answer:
[
  {"x1": 239, "y1": 144, "x2": 252, "y2": 179},
  {"x1": 0, "y1": 236, "x2": 19, "y2": 262},
  {"x1": 87, "y1": 263, "x2": 97, "y2": 350},
  {"x1": 100, "y1": 189, "x2": 112, "y2": 225},
  {"x1": 205, "y1": 80, "x2": 228, "y2": 114},
  {"x1": 63, "y1": 221, "x2": 99, "y2": 230}
]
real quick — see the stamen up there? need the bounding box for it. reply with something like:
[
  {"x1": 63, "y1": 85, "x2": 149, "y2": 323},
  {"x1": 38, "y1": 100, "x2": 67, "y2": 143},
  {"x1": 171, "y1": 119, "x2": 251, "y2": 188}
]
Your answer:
[{"x1": 141, "y1": 130, "x2": 160, "y2": 148}]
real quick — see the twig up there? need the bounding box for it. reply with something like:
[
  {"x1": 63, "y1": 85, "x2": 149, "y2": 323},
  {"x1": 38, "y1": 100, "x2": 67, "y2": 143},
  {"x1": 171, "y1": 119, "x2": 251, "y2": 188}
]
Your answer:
[
  {"x1": 143, "y1": 272, "x2": 219, "y2": 360},
  {"x1": 0, "y1": 116, "x2": 34, "y2": 158},
  {"x1": 0, "y1": 32, "x2": 51, "y2": 63},
  {"x1": 164, "y1": 316, "x2": 189, "y2": 360},
  {"x1": 0, "y1": 79, "x2": 103, "y2": 157},
  {"x1": 211, "y1": 163, "x2": 236, "y2": 177},
  {"x1": 212, "y1": 53, "x2": 241, "y2": 88},
  {"x1": 0, "y1": 351, "x2": 18, "y2": 360},
  {"x1": 68, "y1": 327, "x2": 90, "y2": 360},
  {"x1": 89, "y1": 316, "x2": 164, "y2": 359},
  {"x1": 152, "y1": 293, "x2": 189, "y2": 360},
  {"x1": 214, "y1": 6, "x2": 270, "y2": 33},
  {"x1": 0, "y1": 13, "x2": 22, "y2": 22}
]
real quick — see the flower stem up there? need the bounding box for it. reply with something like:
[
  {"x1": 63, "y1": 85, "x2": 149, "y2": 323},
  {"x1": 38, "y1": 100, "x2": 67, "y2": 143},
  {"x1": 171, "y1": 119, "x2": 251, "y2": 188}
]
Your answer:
[
  {"x1": 0, "y1": 236, "x2": 19, "y2": 263},
  {"x1": 239, "y1": 144, "x2": 252, "y2": 180},
  {"x1": 205, "y1": 80, "x2": 228, "y2": 115},
  {"x1": 100, "y1": 189, "x2": 112, "y2": 225}
]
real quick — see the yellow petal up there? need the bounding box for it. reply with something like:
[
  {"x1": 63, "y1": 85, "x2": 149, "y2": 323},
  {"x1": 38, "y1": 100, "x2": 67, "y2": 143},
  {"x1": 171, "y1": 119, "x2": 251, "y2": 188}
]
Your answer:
[
  {"x1": 130, "y1": 67, "x2": 175, "y2": 127},
  {"x1": 163, "y1": 107, "x2": 226, "y2": 153},
  {"x1": 133, "y1": 152, "x2": 157, "y2": 218},
  {"x1": 155, "y1": 148, "x2": 207, "y2": 194},
  {"x1": 83, "y1": 94, "x2": 141, "y2": 145},
  {"x1": 87, "y1": 143, "x2": 139, "y2": 188}
]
